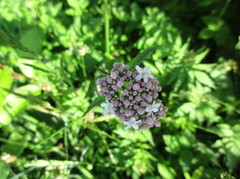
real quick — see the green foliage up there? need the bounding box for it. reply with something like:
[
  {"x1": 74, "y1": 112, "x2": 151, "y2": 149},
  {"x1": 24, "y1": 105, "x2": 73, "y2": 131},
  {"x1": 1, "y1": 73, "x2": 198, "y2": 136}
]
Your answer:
[
  {"x1": 0, "y1": 0, "x2": 239, "y2": 178},
  {"x1": 0, "y1": 160, "x2": 10, "y2": 179}
]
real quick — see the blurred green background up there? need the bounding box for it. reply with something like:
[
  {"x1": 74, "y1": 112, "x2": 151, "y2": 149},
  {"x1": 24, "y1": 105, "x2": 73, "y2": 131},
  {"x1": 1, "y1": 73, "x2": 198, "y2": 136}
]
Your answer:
[{"x1": 0, "y1": 0, "x2": 240, "y2": 178}]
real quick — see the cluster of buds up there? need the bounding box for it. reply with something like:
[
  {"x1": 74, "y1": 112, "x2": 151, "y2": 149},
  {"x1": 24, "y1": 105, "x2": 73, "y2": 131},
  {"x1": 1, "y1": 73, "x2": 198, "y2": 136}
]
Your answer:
[{"x1": 97, "y1": 63, "x2": 167, "y2": 130}]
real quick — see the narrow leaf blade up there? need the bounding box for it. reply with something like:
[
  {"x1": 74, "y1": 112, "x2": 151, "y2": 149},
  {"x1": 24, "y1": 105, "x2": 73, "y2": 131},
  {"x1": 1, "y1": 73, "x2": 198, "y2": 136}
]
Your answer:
[
  {"x1": 23, "y1": 63, "x2": 50, "y2": 73},
  {"x1": 128, "y1": 45, "x2": 162, "y2": 70},
  {"x1": 81, "y1": 96, "x2": 105, "y2": 117}
]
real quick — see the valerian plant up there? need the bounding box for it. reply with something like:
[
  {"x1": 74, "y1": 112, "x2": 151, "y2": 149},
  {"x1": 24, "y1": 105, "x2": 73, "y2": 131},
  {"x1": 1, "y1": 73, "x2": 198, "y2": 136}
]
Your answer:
[{"x1": 97, "y1": 62, "x2": 167, "y2": 130}]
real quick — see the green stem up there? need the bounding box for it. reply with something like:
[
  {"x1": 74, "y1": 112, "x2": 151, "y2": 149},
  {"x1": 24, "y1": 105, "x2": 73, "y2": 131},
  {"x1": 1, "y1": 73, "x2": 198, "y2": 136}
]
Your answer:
[
  {"x1": 104, "y1": 0, "x2": 110, "y2": 66},
  {"x1": 80, "y1": 56, "x2": 87, "y2": 79},
  {"x1": 64, "y1": 122, "x2": 69, "y2": 160},
  {"x1": 193, "y1": 124, "x2": 218, "y2": 136},
  {"x1": 219, "y1": 0, "x2": 231, "y2": 18}
]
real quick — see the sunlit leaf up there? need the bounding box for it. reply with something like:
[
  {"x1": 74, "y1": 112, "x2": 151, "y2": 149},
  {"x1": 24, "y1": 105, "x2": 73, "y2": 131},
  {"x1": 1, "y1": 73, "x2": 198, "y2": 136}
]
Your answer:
[
  {"x1": 157, "y1": 163, "x2": 176, "y2": 179},
  {"x1": 0, "y1": 31, "x2": 36, "y2": 57},
  {"x1": 0, "y1": 66, "x2": 13, "y2": 110},
  {"x1": 16, "y1": 27, "x2": 43, "y2": 59},
  {"x1": 0, "y1": 85, "x2": 41, "y2": 126},
  {"x1": 193, "y1": 70, "x2": 216, "y2": 88}
]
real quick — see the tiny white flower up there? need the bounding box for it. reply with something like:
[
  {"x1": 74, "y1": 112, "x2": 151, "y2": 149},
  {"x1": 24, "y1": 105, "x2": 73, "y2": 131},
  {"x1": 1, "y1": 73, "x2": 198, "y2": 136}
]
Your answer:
[
  {"x1": 123, "y1": 118, "x2": 141, "y2": 130},
  {"x1": 78, "y1": 47, "x2": 87, "y2": 56},
  {"x1": 101, "y1": 101, "x2": 115, "y2": 115},
  {"x1": 135, "y1": 65, "x2": 153, "y2": 83},
  {"x1": 145, "y1": 101, "x2": 161, "y2": 116}
]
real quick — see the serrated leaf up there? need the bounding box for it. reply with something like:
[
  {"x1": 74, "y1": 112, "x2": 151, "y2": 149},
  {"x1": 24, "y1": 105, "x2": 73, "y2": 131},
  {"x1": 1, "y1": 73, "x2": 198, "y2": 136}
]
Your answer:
[
  {"x1": 163, "y1": 134, "x2": 180, "y2": 154},
  {"x1": 193, "y1": 70, "x2": 215, "y2": 88},
  {"x1": 81, "y1": 96, "x2": 105, "y2": 117},
  {"x1": 194, "y1": 48, "x2": 209, "y2": 64},
  {"x1": 213, "y1": 124, "x2": 233, "y2": 137},
  {"x1": 166, "y1": 67, "x2": 181, "y2": 85},
  {"x1": 128, "y1": 45, "x2": 162, "y2": 70},
  {"x1": 173, "y1": 69, "x2": 188, "y2": 92},
  {"x1": 226, "y1": 138, "x2": 240, "y2": 170}
]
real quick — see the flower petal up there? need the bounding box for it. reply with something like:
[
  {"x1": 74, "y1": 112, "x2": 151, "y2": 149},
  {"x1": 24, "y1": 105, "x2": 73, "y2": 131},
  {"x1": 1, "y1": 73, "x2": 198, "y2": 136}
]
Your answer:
[
  {"x1": 133, "y1": 124, "x2": 139, "y2": 130},
  {"x1": 143, "y1": 66, "x2": 150, "y2": 73},
  {"x1": 154, "y1": 121, "x2": 161, "y2": 127},
  {"x1": 101, "y1": 103, "x2": 107, "y2": 107},
  {"x1": 135, "y1": 120, "x2": 141, "y2": 124},
  {"x1": 135, "y1": 74, "x2": 142, "y2": 81},
  {"x1": 143, "y1": 76, "x2": 148, "y2": 83},
  {"x1": 110, "y1": 108, "x2": 115, "y2": 114},
  {"x1": 152, "y1": 107, "x2": 159, "y2": 112},
  {"x1": 135, "y1": 66, "x2": 142, "y2": 73},
  {"x1": 154, "y1": 103, "x2": 161, "y2": 108}
]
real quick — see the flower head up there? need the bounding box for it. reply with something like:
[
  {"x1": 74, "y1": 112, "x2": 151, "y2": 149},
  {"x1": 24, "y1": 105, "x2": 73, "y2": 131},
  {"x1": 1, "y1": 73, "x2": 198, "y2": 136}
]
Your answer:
[
  {"x1": 135, "y1": 66, "x2": 153, "y2": 83},
  {"x1": 101, "y1": 101, "x2": 115, "y2": 115},
  {"x1": 97, "y1": 62, "x2": 167, "y2": 130},
  {"x1": 123, "y1": 118, "x2": 141, "y2": 130}
]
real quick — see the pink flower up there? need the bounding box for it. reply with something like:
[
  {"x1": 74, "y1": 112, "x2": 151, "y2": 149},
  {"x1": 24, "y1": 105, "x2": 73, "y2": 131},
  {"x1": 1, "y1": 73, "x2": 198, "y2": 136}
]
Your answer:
[
  {"x1": 133, "y1": 84, "x2": 140, "y2": 90},
  {"x1": 137, "y1": 108, "x2": 145, "y2": 115},
  {"x1": 110, "y1": 72, "x2": 117, "y2": 79},
  {"x1": 117, "y1": 81, "x2": 124, "y2": 88}
]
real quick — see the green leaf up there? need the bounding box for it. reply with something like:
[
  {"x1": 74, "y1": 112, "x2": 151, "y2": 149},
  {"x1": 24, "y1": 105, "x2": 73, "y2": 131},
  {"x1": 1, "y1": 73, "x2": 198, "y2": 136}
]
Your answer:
[
  {"x1": 193, "y1": 70, "x2": 215, "y2": 88},
  {"x1": 173, "y1": 68, "x2": 188, "y2": 92},
  {"x1": 96, "y1": 66, "x2": 109, "y2": 75},
  {"x1": 0, "y1": 160, "x2": 9, "y2": 179},
  {"x1": 128, "y1": 45, "x2": 162, "y2": 70},
  {"x1": 0, "y1": 31, "x2": 36, "y2": 57},
  {"x1": 0, "y1": 85, "x2": 41, "y2": 126},
  {"x1": 0, "y1": 66, "x2": 13, "y2": 110},
  {"x1": 81, "y1": 96, "x2": 105, "y2": 117},
  {"x1": 202, "y1": 16, "x2": 224, "y2": 31},
  {"x1": 199, "y1": 28, "x2": 214, "y2": 39},
  {"x1": 212, "y1": 124, "x2": 233, "y2": 137},
  {"x1": 157, "y1": 163, "x2": 176, "y2": 179},
  {"x1": 22, "y1": 63, "x2": 50, "y2": 73},
  {"x1": 163, "y1": 134, "x2": 180, "y2": 154},
  {"x1": 166, "y1": 67, "x2": 181, "y2": 85},
  {"x1": 78, "y1": 166, "x2": 94, "y2": 179},
  {"x1": 179, "y1": 150, "x2": 193, "y2": 171},
  {"x1": 16, "y1": 27, "x2": 43, "y2": 59},
  {"x1": 194, "y1": 48, "x2": 209, "y2": 64},
  {"x1": 2, "y1": 138, "x2": 27, "y2": 157},
  {"x1": 192, "y1": 166, "x2": 204, "y2": 179}
]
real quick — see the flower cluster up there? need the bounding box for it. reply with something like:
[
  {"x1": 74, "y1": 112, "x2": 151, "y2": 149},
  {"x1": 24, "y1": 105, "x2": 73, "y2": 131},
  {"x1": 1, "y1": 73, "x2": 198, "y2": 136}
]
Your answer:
[{"x1": 97, "y1": 63, "x2": 167, "y2": 130}]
